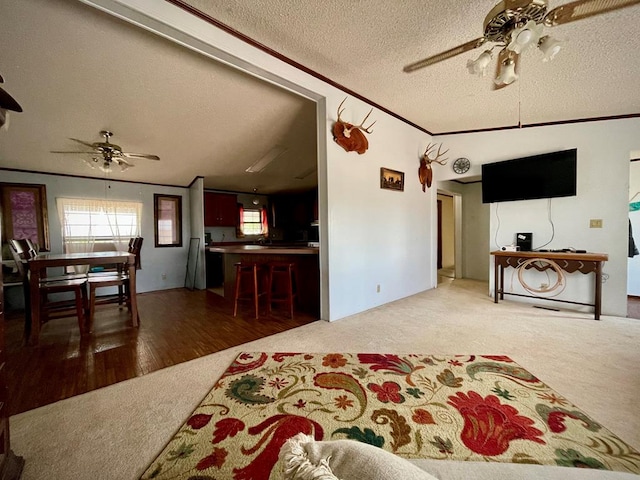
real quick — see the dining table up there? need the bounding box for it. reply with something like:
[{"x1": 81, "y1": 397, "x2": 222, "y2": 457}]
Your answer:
[{"x1": 27, "y1": 251, "x2": 139, "y2": 345}]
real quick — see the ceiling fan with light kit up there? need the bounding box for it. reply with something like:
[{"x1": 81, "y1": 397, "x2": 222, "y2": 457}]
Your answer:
[
  {"x1": 403, "y1": 0, "x2": 640, "y2": 88},
  {"x1": 51, "y1": 130, "x2": 160, "y2": 173}
]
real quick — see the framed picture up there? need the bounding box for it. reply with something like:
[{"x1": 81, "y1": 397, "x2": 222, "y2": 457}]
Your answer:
[
  {"x1": 380, "y1": 167, "x2": 405, "y2": 191},
  {"x1": 0, "y1": 182, "x2": 50, "y2": 252},
  {"x1": 154, "y1": 194, "x2": 183, "y2": 247}
]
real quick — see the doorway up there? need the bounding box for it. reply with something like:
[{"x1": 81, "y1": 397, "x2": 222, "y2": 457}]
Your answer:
[{"x1": 437, "y1": 193, "x2": 456, "y2": 283}]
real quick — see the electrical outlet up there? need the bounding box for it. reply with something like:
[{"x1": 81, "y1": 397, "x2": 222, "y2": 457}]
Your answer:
[
  {"x1": 590, "y1": 219, "x2": 603, "y2": 228},
  {"x1": 161, "y1": 273, "x2": 167, "y2": 280},
  {"x1": 376, "y1": 284, "x2": 381, "y2": 293}
]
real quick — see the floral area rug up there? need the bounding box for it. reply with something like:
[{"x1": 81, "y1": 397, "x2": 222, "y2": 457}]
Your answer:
[{"x1": 141, "y1": 352, "x2": 640, "y2": 479}]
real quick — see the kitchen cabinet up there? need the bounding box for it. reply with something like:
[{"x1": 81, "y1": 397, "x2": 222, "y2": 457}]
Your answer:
[
  {"x1": 271, "y1": 190, "x2": 317, "y2": 229},
  {"x1": 204, "y1": 192, "x2": 237, "y2": 227}
]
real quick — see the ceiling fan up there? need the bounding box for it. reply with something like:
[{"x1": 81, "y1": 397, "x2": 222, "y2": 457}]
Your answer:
[
  {"x1": 51, "y1": 130, "x2": 160, "y2": 172},
  {"x1": 403, "y1": 0, "x2": 640, "y2": 88}
]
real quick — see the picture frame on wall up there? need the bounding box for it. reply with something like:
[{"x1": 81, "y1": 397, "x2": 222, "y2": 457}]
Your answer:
[
  {"x1": 0, "y1": 182, "x2": 50, "y2": 252},
  {"x1": 380, "y1": 167, "x2": 405, "y2": 192}
]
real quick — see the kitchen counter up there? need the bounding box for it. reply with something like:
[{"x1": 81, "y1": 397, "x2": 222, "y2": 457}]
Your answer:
[
  {"x1": 208, "y1": 245, "x2": 318, "y2": 255},
  {"x1": 207, "y1": 245, "x2": 320, "y2": 315}
]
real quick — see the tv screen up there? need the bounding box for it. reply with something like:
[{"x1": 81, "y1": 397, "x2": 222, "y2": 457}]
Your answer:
[{"x1": 481, "y1": 148, "x2": 577, "y2": 203}]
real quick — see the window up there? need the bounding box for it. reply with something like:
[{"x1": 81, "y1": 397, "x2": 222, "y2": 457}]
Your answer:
[
  {"x1": 57, "y1": 197, "x2": 142, "y2": 253},
  {"x1": 154, "y1": 194, "x2": 182, "y2": 247},
  {"x1": 241, "y1": 209, "x2": 263, "y2": 235}
]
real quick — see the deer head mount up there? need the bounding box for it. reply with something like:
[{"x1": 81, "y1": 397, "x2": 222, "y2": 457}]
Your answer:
[
  {"x1": 332, "y1": 98, "x2": 376, "y2": 154},
  {"x1": 418, "y1": 142, "x2": 449, "y2": 191}
]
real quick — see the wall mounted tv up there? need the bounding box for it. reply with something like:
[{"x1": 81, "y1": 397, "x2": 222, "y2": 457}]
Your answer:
[{"x1": 481, "y1": 148, "x2": 577, "y2": 204}]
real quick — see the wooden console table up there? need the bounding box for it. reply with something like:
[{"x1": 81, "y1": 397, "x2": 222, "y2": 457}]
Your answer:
[{"x1": 491, "y1": 250, "x2": 608, "y2": 320}]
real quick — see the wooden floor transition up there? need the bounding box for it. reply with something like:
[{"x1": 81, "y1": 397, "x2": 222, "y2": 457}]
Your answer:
[{"x1": 4, "y1": 288, "x2": 318, "y2": 415}]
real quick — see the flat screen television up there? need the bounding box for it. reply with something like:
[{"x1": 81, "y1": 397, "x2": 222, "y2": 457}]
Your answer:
[{"x1": 481, "y1": 148, "x2": 577, "y2": 203}]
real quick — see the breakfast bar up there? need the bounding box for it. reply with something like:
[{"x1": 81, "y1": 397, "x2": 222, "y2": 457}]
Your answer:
[{"x1": 207, "y1": 245, "x2": 320, "y2": 315}]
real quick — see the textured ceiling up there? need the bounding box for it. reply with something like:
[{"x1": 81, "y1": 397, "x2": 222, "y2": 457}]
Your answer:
[
  {"x1": 1, "y1": 0, "x2": 639, "y2": 191},
  {"x1": 0, "y1": 0, "x2": 317, "y2": 193},
  {"x1": 183, "y1": 0, "x2": 640, "y2": 133}
]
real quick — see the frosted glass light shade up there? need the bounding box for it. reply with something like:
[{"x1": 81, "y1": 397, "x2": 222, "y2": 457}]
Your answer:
[
  {"x1": 539, "y1": 35, "x2": 564, "y2": 62},
  {"x1": 507, "y1": 20, "x2": 544, "y2": 54},
  {"x1": 495, "y1": 58, "x2": 518, "y2": 86},
  {"x1": 466, "y1": 50, "x2": 493, "y2": 76}
]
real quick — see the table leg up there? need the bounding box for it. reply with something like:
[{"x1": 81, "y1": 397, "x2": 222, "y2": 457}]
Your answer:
[
  {"x1": 128, "y1": 260, "x2": 139, "y2": 327},
  {"x1": 594, "y1": 261, "x2": 602, "y2": 320},
  {"x1": 28, "y1": 267, "x2": 42, "y2": 346},
  {"x1": 494, "y1": 259, "x2": 499, "y2": 303}
]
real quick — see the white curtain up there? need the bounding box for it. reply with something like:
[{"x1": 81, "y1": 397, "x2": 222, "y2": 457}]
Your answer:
[{"x1": 57, "y1": 197, "x2": 142, "y2": 272}]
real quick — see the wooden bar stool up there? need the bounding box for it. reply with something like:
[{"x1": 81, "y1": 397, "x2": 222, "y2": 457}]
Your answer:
[
  {"x1": 232, "y1": 262, "x2": 266, "y2": 319},
  {"x1": 266, "y1": 262, "x2": 297, "y2": 318}
]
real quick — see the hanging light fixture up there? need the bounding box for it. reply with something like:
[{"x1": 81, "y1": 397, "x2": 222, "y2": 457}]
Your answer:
[
  {"x1": 495, "y1": 53, "x2": 518, "y2": 86},
  {"x1": 538, "y1": 35, "x2": 564, "y2": 62},
  {"x1": 466, "y1": 50, "x2": 493, "y2": 77},
  {"x1": 251, "y1": 188, "x2": 260, "y2": 205}
]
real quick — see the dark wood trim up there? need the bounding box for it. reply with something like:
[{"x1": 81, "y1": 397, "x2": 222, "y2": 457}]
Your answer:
[
  {"x1": 631, "y1": 158, "x2": 640, "y2": 163},
  {"x1": 434, "y1": 112, "x2": 640, "y2": 136},
  {"x1": 164, "y1": 0, "x2": 432, "y2": 136},
  {"x1": 154, "y1": 194, "x2": 183, "y2": 247},
  {"x1": 452, "y1": 179, "x2": 482, "y2": 185},
  {"x1": 0, "y1": 167, "x2": 185, "y2": 189}
]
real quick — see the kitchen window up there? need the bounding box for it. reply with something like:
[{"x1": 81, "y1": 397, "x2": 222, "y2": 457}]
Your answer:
[{"x1": 240, "y1": 207, "x2": 269, "y2": 236}]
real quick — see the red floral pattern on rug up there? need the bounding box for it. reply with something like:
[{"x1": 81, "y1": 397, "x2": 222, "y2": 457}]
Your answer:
[{"x1": 140, "y1": 353, "x2": 640, "y2": 479}]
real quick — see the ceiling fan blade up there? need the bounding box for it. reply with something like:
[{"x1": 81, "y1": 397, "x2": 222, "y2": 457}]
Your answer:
[
  {"x1": 50, "y1": 150, "x2": 96, "y2": 154},
  {"x1": 69, "y1": 137, "x2": 98, "y2": 149},
  {"x1": 403, "y1": 38, "x2": 487, "y2": 73},
  {"x1": 544, "y1": 0, "x2": 640, "y2": 26},
  {"x1": 122, "y1": 152, "x2": 160, "y2": 160}
]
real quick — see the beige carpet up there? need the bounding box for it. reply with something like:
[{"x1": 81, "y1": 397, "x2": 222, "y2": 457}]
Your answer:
[{"x1": 10, "y1": 279, "x2": 640, "y2": 479}]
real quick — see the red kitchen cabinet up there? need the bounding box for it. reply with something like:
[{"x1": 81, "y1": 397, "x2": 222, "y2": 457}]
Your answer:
[{"x1": 204, "y1": 192, "x2": 238, "y2": 227}]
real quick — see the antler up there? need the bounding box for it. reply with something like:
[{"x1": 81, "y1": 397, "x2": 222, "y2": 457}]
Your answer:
[
  {"x1": 337, "y1": 97, "x2": 347, "y2": 123},
  {"x1": 422, "y1": 142, "x2": 449, "y2": 165},
  {"x1": 336, "y1": 97, "x2": 376, "y2": 134},
  {"x1": 353, "y1": 108, "x2": 376, "y2": 133}
]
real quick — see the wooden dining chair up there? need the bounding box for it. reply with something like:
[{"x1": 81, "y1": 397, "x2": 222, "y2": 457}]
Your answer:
[
  {"x1": 86, "y1": 237, "x2": 143, "y2": 331},
  {"x1": 8, "y1": 239, "x2": 89, "y2": 342}
]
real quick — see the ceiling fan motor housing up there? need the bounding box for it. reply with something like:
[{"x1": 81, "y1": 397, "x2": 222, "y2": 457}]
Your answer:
[{"x1": 483, "y1": 0, "x2": 548, "y2": 42}]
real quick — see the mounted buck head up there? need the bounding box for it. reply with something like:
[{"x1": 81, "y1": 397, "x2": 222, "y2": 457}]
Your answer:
[
  {"x1": 332, "y1": 98, "x2": 376, "y2": 154},
  {"x1": 418, "y1": 142, "x2": 449, "y2": 191}
]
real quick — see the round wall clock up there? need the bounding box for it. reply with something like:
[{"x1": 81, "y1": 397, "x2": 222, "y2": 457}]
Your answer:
[{"x1": 452, "y1": 157, "x2": 470, "y2": 174}]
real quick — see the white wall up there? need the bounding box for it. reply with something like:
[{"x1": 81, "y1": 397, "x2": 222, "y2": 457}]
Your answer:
[
  {"x1": 88, "y1": 0, "x2": 436, "y2": 321},
  {"x1": 0, "y1": 170, "x2": 190, "y2": 293},
  {"x1": 437, "y1": 118, "x2": 640, "y2": 316}
]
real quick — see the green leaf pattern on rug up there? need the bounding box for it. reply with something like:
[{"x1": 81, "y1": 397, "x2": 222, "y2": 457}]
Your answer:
[
  {"x1": 555, "y1": 448, "x2": 607, "y2": 469},
  {"x1": 140, "y1": 352, "x2": 640, "y2": 479},
  {"x1": 225, "y1": 374, "x2": 275, "y2": 405},
  {"x1": 332, "y1": 426, "x2": 385, "y2": 447},
  {"x1": 466, "y1": 362, "x2": 540, "y2": 383}
]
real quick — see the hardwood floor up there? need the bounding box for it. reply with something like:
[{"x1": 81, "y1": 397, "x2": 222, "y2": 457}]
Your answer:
[{"x1": 4, "y1": 288, "x2": 318, "y2": 415}]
